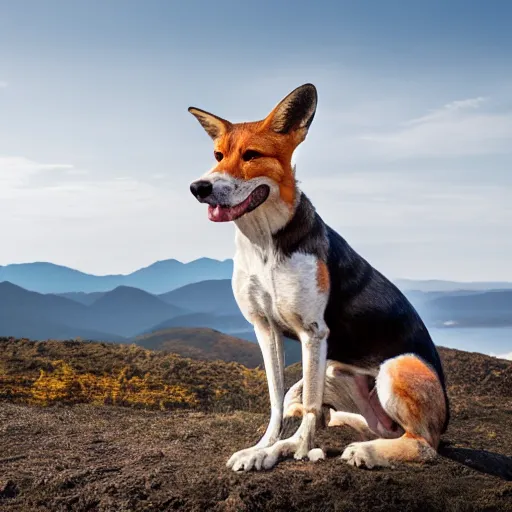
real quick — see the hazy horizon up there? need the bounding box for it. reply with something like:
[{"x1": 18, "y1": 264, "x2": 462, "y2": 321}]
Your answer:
[
  {"x1": 2, "y1": 257, "x2": 512, "y2": 285},
  {"x1": 1, "y1": 1, "x2": 511, "y2": 280}
]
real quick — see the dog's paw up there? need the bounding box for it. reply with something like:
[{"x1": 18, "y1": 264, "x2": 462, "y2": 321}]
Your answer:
[
  {"x1": 227, "y1": 447, "x2": 269, "y2": 472},
  {"x1": 341, "y1": 441, "x2": 389, "y2": 469},
  {"x1": 227, "y1": 439, "x2": 316, "y2": 471},
  {"x1": 307, "y1": 448, "x2": 325, "y2": 462}
]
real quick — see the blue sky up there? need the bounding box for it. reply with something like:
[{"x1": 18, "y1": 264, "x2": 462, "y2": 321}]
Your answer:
[{"x1": 0, "y1": 0, "x2": 511, "y2": 280}]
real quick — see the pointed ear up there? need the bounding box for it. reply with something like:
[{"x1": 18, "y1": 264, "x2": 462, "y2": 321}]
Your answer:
[
  {"x1": 188, "y1": 107, "x2": 232, "y2": 140},
  {"x1": 265, "y1": 83, "x2": 317, "y2": 135}
]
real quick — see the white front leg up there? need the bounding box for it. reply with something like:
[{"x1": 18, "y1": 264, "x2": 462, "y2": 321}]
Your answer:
[
  {"x1": 255, "y1": 322, "x2": 328, "y2": 469},
  {"x1": 227, "y1": 319, "x2": 285, "y2": 471}
]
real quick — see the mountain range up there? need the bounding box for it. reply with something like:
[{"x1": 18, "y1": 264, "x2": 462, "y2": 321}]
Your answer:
[
  {"x1": 2, "y1": 259, "x2": 511, "y2": 295},
  {"x1": 1, "y1": 274, "x2": 511, "y2": 344},
  {"x1": 0, "y1": 258, "x2": 233, "y2": 294},
  {"x1": 0, "y1": 258, "x2": 511, "y2": 364},
  {"x1": 0, "y1": 281, "x2": 183, "y2": 341}
]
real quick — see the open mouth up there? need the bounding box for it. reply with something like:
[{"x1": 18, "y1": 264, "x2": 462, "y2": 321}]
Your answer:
[{"x1": 208, "y1": 185, "x2": 270, "y2": 222}]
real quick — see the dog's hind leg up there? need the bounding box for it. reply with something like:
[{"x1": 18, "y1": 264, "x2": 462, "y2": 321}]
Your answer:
[
  {"x1": 328, "y1": 411, "x2": 378, "y2": 440},
  {"x1": 283, "y1": 362, "x2": 377, "y2": 439},
  {"x1": 341, "y1": 354, "x2": 447, "y2": 469},
  {"x1": 283, "y1": 378, "x2": 304, "y2": 418}
]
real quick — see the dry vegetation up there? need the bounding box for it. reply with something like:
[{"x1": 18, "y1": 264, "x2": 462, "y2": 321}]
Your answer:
[{"x1": 0, "y1": 337, "x2": 267, "y2": 412}]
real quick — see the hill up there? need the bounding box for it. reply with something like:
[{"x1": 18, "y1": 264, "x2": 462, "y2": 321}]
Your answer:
[
  {"x1": 158, "y1": 279, "x2": 239, "y2": 314},
  {"x1": 0, "y1": 282, "x2": 124, "y2": 341},
  {"x1": 0, "y1": 262, "x2": 118, "y2": 294},
  {"x1": 0, "y1": 258, "x2": 233, "y2": 294},
  {"x1": 138, "y1": 314, "x2": 303, "y2": 366},
  {"x1": 135, "y1": 328, "x2": 264, "y2": 368},
  {"x1": 158, "y1": 280, "x2": 512, "y2": 329},
  {"x1": 56, "y1": 291, "x2": 106, "y2": 305},
  {"x1": 123, "y1": 258, "x2": 233, "y2": 295},
  {"x1": 0, "y1": 339, "x2": 510, "y2": 511},
  {"x1": 87, "y1": 286, "x2": 185, "y2": 337},
  {"x1": 3, "y1": 276, "x2": 511, "y2": 360},
  {"x1": 141, "y1": 312, "x2": 252, "y2": 336},
  {"x1": 0, "y1": 337, "x2": 268, "y2": 411},
  {"x1": 0, "y1": 283, "x2": 185, "y2": 340},
  {"x1": 421, "y1": 290, "x2": 512, "y2": 327}
]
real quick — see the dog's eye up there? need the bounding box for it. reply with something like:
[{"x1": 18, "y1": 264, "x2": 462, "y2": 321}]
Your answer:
[
  {"x1": 214, "y1": 151, "x2": 224, "y2": 162},
  {"x1": 242, "y1": 150, "x2": 263, "y2": 162}
]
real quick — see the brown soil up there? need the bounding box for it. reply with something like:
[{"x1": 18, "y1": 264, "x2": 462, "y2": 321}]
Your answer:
[
  {"x1": 0, "y1": 341, "x2": 511, "y2": 511},
  {"x1": 0, "y1": 399, "x2": 510, "y2": 511}
]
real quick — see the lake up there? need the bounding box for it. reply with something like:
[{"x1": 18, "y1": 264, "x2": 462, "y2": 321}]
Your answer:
[{"x1": 430, "y1": 326, "x2": 512, "y2": 359}]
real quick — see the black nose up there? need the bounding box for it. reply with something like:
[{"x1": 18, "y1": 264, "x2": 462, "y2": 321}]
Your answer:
[{"x1": 190, "y1": 180, "x2": 213, "y2": 200}]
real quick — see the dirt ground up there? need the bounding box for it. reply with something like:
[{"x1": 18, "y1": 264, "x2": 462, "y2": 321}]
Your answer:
[{"x1": 1, "y1": 397, "x2": 511, "y2": 512}]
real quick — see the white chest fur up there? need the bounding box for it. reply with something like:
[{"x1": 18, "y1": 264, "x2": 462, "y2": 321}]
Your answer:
[{"x1": 232, "y1": 230, "x2": 328, "y2": 336}]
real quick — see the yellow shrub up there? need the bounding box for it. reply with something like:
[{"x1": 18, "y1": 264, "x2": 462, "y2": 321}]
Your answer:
[
  {"x1": 31, "y1": 360, "x2": 78, "y2": 405},
  {"x1": 28, "y1": 360, "x2": 198, "y2": 409}
]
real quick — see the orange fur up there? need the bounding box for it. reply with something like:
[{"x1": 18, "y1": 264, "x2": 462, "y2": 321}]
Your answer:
[
  {"x1": 342, "y1": 355, "x2": 446, "y2": 468},
  {"x1": 191, "y1": 85, "x2": 317, "y2": 210},
  {"x1": 390, "y1": 356, "x2": 438, "y2": 422},
  {"x1": 373, "y1": 436, "x2": 424, "y2": 461},
  {"x1": 342, "y1": 435, "x2": 436, "y2": 468},
  {"x1": 387, "y1": 355, "x2": 446, "y2": 448},
  {"x1": 316, "y1": 260, "x2": 330, "y2": 293},
  {"x1": 209, "y1": 119, "x2": 302, "y2": 208}
]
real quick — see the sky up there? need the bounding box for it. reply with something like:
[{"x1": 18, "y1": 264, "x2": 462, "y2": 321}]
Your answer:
[{"x1": 0, "y1": 0, "x2": 511, "y2": 281}]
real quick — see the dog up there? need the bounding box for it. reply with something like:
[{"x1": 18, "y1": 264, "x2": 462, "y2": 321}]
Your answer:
[{"x1": 188, "y1": 84, "x2": 449, "y2": 471}]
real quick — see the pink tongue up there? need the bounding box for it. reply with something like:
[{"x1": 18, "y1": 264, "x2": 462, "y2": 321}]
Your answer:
[
  {"x1": 208, "y1": 205, "x2": 237, "y2": 222},
  {"x1": 208, "y1": 195, "x2": 252, "y2": 222}
]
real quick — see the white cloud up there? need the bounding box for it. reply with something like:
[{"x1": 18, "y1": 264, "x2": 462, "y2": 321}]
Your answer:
[
  {"x1": 0, "y1": 81, "x2": 7, "y2": 88},
  {"x1": 492, "y1": 352, "x2": 512, "y2": 361},
  {"x1": 0, "y1": 153, "x2": 233, "y2": 274},
  {"x1": 0, "y1": 156, "x2": 74, "y2": 189},
  {"x1": 64, "y1": 168, "x2": 88, "y2": 176},
  {"x1": 355, "y1": 97, "x2": 512, "y2": 160},
  {"x1": 406, "y1": 97, "x2": 489, "y2": 126},
  {"x1": 304, "y1": 171, "x2": 511, "y2": 230},
  {"x1": 1, "y1": 80, "x2": 511, "y2": 279}
]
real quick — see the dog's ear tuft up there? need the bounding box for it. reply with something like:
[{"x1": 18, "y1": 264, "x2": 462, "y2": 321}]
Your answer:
[
  {"x1": 265, "y1": 84, "x2": 318, "y2": 135},
  {"x1": 188, "y1": 107, "x2": 232, "y2": 140}
]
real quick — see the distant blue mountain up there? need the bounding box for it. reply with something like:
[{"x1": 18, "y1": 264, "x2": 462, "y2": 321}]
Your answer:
[
  {"x1": 57, "y1": 291, "x2": 106, "y2": 305},
  {"x1": 0, "y1": 258, "x2": 233, "y2": 294},
  {"x1": 1, "y1": 276, "x2": 510, "y2": 361},
  {"x1": 87, "y1": 286, "x2": 186, "y2": 337},
  {"x1": 0, "y1": 282, "x2": 184, "y2": 340},
  {"x1": 159, "y1": 279, "x2": 239, "y2": 314},
  {"x1": 0, "y1": 281, "x2": 124, "y2": 341},
  {"x1": 2, "y1": 257, "x2": 511, "y2": 295},
  {"x1": 418, "y1": 290, "x2": 512, "y2": 328}
]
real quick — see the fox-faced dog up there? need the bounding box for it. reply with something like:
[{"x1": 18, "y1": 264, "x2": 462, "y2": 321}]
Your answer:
[{"x1": 188, "y1": 84, "x2": 449, "y2": 471}]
